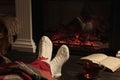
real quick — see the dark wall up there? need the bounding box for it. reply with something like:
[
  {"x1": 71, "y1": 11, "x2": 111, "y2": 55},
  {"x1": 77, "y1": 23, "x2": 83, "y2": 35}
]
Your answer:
[
  {"x1": 0, "y1": 0, "x2": 15, "y2": 16},
  {"x1": 42, "y1": 0, "x2": 112, "y2": 32},
  {"x1": 109, "y1": 1, "x2": 120, "y2": 54},
  {"x1": 32, "y1": 0, "x2": 44, "y2": 50}
]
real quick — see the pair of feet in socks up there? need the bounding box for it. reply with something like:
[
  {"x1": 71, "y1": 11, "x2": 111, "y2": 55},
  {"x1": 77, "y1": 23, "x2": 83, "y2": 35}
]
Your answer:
[{"x1": 38, "y1": 36, "x2": 70, "y2": 78}]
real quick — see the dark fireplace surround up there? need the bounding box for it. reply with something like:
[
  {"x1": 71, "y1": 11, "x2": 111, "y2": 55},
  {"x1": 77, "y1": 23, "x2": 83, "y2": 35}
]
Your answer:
[{"x1": 32, "y1": 0, "x2": 120, "y2": 56}]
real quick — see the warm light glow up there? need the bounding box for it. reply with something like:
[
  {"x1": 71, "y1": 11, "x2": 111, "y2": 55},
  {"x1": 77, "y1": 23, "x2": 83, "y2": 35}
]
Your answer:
[{"x1": 51, "y1": 31, "x2": 108, "y2": 51}]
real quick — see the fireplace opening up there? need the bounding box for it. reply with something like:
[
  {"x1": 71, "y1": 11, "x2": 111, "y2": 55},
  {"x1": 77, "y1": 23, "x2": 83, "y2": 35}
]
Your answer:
[{"x1": 40, "y1": 0, "x2": 113, "y2": 54}]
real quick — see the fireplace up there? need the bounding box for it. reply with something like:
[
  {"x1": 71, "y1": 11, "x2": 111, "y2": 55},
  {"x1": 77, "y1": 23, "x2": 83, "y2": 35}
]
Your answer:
[
  {"x1": 32, "y1": 0, "x2": 120, "y2": 55},
  {"x1": 40, "y1": 0, "x2": 112, "y2": 53}
]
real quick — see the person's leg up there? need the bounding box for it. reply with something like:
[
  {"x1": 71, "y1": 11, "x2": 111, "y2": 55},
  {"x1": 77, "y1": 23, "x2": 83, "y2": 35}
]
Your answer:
[
  {"x1": 29, "y1": 36, "x2": 53, "y2": 80},
  {"x1": 38, "y1": 36, "x2": 53, "y2": 64},
  {"x1": 50, "y1": 45, "x2": 70, "y2": 78}
]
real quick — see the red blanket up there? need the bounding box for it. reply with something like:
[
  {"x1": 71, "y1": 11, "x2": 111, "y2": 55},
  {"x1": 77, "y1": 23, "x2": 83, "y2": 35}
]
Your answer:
[{"x1": 0, "y1": 56, "x2": 53, "y2": 80}]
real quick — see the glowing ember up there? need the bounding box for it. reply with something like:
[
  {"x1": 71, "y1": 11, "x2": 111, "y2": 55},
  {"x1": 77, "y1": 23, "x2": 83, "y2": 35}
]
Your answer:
[{"x1": 51, "y1": 32, "x2": 108, "y2": 51}]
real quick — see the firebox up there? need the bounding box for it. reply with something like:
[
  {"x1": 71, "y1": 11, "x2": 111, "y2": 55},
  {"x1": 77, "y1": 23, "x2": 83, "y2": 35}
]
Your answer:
[{"x1": 40, "y1": 0, "x2": 112, "y2": 53}]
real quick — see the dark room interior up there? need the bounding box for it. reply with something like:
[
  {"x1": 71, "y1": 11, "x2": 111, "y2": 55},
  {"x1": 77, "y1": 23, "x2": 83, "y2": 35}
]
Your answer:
[{"x1": 1, "y1": 0, "x2": 120, "y2": 80}]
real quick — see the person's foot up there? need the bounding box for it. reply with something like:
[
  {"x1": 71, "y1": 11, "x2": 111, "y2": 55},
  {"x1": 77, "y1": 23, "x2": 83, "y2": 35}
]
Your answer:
[
  {"x1": 38, "y1": 36, "x2": 53, "y2": 64},
  {"x1": 50, "y1": 45, "x2": 70, "y2": 78}
]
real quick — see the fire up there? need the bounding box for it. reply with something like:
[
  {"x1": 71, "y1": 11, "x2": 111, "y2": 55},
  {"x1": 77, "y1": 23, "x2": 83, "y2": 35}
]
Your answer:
[
  {"x1": 51, "y1": 32, "x2": 108, "y2": 50},
  {"x1": 50, "y1": 17, "x2": 109, "y2": 51}
]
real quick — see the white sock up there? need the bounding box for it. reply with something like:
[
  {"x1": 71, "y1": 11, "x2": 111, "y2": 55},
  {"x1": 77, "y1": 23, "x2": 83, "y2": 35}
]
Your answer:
[
  {"x1": 38, "y1": 36, "x2": 53, "y2": 64},
  {"x1": 50, "y1": 45, "x2": 70, "y2": 78}
]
